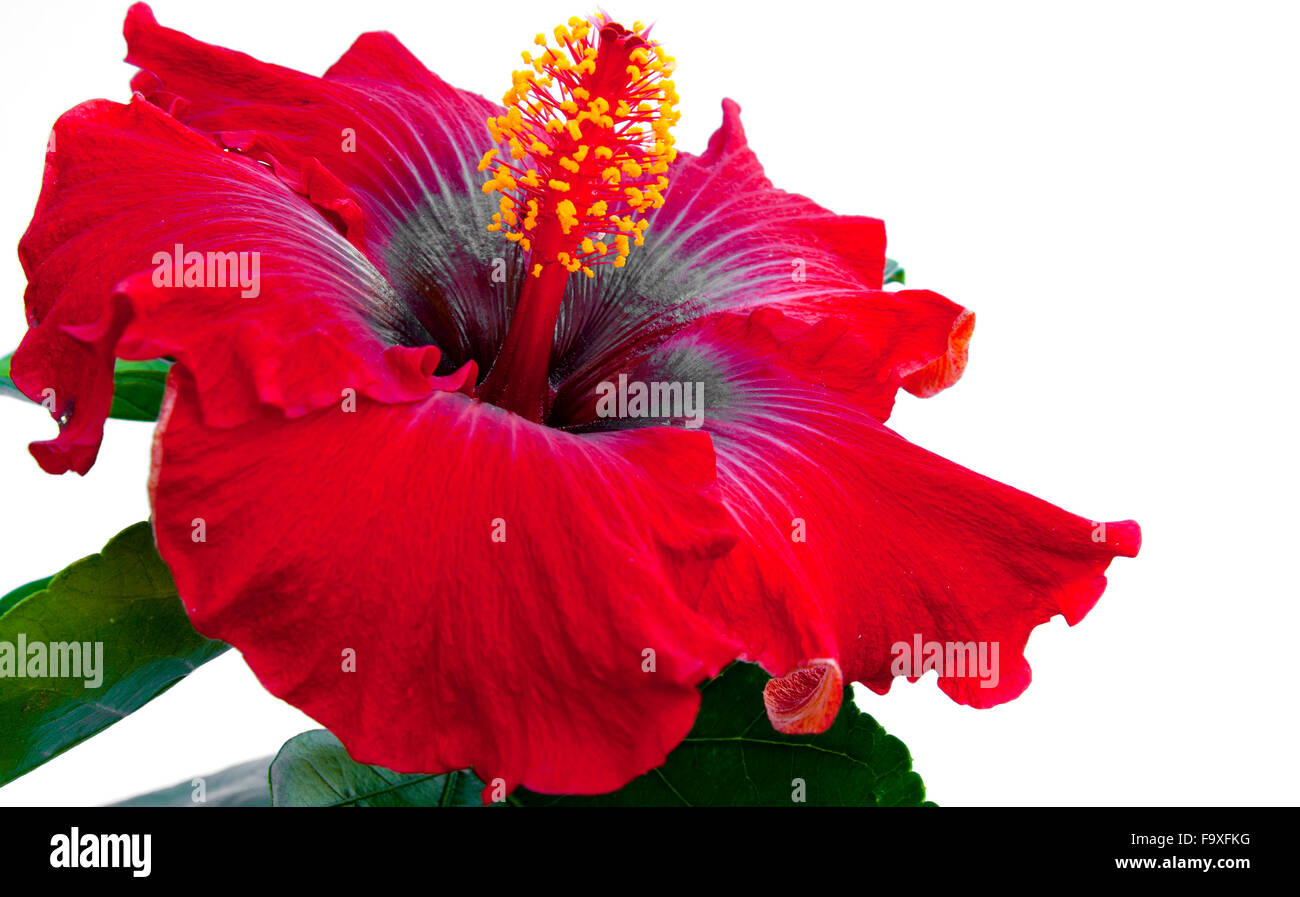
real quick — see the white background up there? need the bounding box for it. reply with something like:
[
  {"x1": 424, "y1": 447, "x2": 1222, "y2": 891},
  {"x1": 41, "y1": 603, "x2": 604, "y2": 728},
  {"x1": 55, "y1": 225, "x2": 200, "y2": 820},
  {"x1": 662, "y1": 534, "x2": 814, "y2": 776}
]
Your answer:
[{"x1": 1, "y1": 0, "x2": 1296, "y2": 807}]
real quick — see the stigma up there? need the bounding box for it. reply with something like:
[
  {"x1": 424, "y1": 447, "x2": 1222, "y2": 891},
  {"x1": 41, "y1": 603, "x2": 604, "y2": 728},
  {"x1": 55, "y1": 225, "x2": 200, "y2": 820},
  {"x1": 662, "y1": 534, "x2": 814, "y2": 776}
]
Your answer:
[{"x1": 479, "y1": 14, "x2": 678, "y2": 277}]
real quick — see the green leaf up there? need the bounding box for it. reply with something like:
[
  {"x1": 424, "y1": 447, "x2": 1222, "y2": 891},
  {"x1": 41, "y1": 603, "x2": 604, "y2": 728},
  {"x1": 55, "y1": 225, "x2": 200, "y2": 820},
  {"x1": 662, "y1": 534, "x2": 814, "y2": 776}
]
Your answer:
[
  {"x1": 0, "y1": 577, "x2": 53, "y2": 618},
  {"x1": 0, "y1": 352, "x2": 171, "y2": 421},
  {"x1": 270, "y1": 730, "x2": 492, "y2": 807},
  {"x1": 884, "y1": 257, "x2": 906, "y2": 285},
  {"x1": 0, "y1": 522, "x2": 227, "y2": 787},
  {"x1": 270, "y1": 663, "x2": 931, "y2": 807},
  {"x1": 112, "y1": 757, "x2": 273, "y2": 807},
  {"x1": 518, "y1": 663, "x2": 931, "y2": 806},
  {"x1": 105, "y1": 360, "x2": 172, "y2": 421},
  {"x1": 0, "y1": 352, "x2": 23, "y2": 402}
]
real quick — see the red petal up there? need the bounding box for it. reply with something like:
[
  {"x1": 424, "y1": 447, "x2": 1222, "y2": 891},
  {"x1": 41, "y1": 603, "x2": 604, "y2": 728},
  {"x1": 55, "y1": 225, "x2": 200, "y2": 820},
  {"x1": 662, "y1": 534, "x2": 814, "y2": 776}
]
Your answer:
[
  {"x1": 550, "y1": 100, "x2": 970, "y2": 423},
  {"x1": 901, "y1": 306, "x2": 975, "y2": 399},
  {"x1": 123, "y1": 3, "x2": 521, "y2": 372},
  {"x1": 642, "y1": 310, "x2": 1140, "y2": 712},
  {"x1": 150, "y1": 374, "x2": 740, "y2": 795},
  {"x1": 124, "y1": 3, "x2": 497, "y2": 219},
  {"x1": 11, "y1": 95, "x2": 451, "y2": 474},
  {"x1": 743, "y1": 295, "x2": 975, "y2": 421}
]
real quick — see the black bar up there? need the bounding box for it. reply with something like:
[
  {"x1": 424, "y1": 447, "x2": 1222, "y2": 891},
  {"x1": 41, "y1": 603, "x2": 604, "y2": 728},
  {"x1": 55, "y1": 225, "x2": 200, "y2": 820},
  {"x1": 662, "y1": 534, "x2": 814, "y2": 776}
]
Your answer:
[{"x1": 1, "y1": 807, "x2": 1284, "y2": 884}]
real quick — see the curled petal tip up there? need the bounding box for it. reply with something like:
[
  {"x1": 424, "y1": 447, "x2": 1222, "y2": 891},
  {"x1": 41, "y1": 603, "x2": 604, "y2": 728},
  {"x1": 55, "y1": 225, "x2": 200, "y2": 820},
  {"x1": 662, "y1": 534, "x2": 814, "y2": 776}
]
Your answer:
[
  {"x1": 763, "y1": 658, "x2": 843, "y2": 735},
  {"x1": 1105, "y1": 519, "x2": 1142, "y2": 557}
]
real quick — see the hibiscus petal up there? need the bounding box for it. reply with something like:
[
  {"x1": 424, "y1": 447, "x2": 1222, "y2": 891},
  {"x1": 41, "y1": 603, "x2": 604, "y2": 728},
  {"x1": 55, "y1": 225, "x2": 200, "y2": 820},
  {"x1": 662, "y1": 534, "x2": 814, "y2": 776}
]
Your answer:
[
  {"x1": 549, "y1": 99, "x2": 971, "y2": 425},
  {"x1": 634, "y1": 310, "x2": 1139, "y2": 716},
  {"x1": 11, "y1": 94, "x2": 459, "y2": 474},
  {"x1": 124, "y1": 3, "x2": 519, "y2": 373},
  {"x1": 149, "y1": 372, "x2": 739, "y2": 795},
  {"x1": 124, "y1": 3, "x2": 494, "y2": 228}
]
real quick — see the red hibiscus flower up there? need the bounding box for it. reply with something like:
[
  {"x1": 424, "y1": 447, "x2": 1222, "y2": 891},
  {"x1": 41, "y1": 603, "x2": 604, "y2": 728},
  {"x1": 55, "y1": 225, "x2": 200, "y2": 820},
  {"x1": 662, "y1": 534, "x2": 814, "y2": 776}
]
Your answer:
[{"x1": 10, "y1": 4, "x2": 1138, "y2": 796}]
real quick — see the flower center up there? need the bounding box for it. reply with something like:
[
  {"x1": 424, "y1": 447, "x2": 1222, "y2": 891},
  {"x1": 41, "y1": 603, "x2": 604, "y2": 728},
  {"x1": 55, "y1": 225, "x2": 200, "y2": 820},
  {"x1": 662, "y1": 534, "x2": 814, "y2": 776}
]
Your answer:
[{"x1": 476, "y1": 14, "x2": 679, "y2": 422}]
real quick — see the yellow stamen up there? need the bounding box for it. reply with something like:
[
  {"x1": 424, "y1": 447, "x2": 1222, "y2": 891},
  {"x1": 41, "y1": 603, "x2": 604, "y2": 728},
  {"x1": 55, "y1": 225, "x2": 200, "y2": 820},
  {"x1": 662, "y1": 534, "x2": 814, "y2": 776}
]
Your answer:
[{"x1": 477, "y1": 13, "x2": 679, "y2": 274}]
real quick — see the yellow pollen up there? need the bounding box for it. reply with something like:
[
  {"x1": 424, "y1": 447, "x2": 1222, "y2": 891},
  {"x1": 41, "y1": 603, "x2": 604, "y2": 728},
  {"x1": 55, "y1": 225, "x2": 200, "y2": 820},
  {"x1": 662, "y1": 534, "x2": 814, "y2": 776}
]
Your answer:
[{"x1": 478, "y1": 13, "x2": 679, "y2": 273}]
